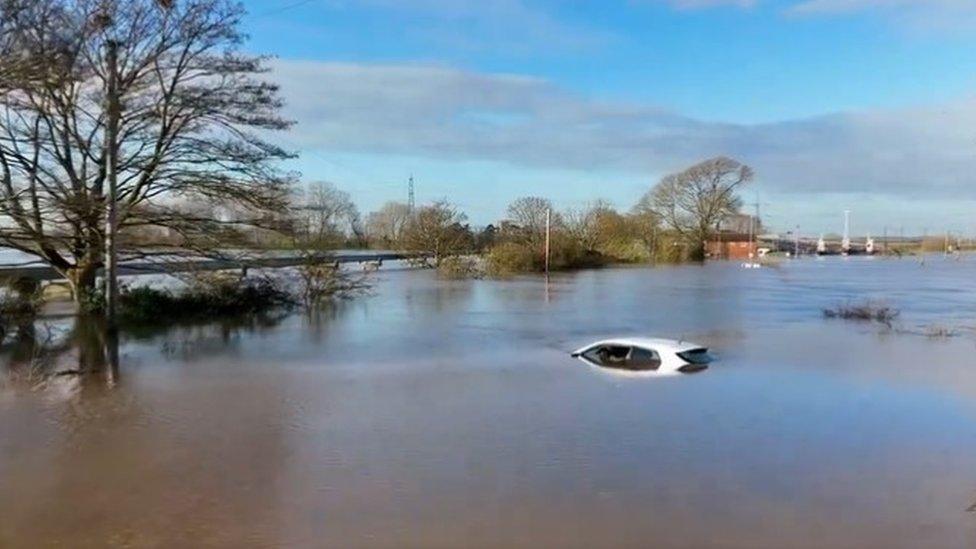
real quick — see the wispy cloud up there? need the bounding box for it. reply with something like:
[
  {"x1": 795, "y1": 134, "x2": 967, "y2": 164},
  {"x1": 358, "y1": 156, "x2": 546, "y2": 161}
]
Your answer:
[{"x1": 273, "y1": 60, "x2": 976, "y2": 200}]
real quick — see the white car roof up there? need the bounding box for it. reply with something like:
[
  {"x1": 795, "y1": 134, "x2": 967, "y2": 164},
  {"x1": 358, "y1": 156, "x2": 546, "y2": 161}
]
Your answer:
[{"x1": 573, "y1": 337, "x2": 705, "y2": 356}]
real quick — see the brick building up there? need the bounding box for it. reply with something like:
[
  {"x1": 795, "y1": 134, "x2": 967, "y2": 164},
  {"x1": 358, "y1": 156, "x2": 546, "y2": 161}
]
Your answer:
[{"x1": 706, "y1": 232, "x2": 758, "y2": 260}]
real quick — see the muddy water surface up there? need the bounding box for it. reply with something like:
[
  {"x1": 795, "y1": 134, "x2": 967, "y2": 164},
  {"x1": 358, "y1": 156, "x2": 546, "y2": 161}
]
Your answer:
[{"x1": 3, "y1": 257, "x2": 976, "y2": 548}]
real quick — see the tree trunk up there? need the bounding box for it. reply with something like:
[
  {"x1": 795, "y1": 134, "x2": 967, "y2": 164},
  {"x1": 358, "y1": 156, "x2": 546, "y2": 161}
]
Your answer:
[
  {"x1": 689, "y1": 233, "x2": 707, "y2": 262},
  {"x1": 65, "y1": 262, "x2": 99, "y2": 311}
]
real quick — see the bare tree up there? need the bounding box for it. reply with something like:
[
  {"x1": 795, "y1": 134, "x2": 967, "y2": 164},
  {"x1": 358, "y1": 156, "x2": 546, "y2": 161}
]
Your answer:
[
  {"x1": 643, "y1": 157, "x2": 753, "y2": 260},
  {"x1": 563, "y1": 199, "x2": 616, "y2": 253},
  {"x1": 400, "y1": 201, "x2": 470, "y2": 266},
  {"x1": 0, "y1": 0, "x2": 54, "y2": 92},
  {"x1": 366, "y1": 201, "x2": 411, "y2": 248},
  {"x1": 627, "y1": 204, "x2": 661, "y2": 258},
  {"x1": 505, "y1": 196, "x2": 560, "y2": 247},
  {"x1": 296, "y1": 181, "x2": 358, "y2": 248},
  {"x1": 0, "y1": 0, "x2": 294, "y2": 307}
]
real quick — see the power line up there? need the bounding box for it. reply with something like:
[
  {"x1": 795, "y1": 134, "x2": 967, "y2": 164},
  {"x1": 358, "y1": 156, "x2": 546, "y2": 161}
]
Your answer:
[{"x1": 254, "y1": 0, "x2": 319, "y2": 19}]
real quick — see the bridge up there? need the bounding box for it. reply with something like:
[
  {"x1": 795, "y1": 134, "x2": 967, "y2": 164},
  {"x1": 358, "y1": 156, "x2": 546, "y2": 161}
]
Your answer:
[
  {"x1": 758, "y1": 234, "x2": 923, "y2": 255},
  {"x1": 0, "y1": 251, "x2": 420, "y2": 282}
]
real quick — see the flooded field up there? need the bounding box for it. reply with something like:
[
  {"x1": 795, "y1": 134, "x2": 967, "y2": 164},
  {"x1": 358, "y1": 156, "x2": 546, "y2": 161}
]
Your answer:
[{"x1": 3, "y1": 256, "x2": 976, "y2": 548}]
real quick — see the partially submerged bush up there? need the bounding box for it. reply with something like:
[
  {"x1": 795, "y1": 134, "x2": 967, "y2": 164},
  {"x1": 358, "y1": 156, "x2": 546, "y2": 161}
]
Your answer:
[
  {"x1": 823, "y1": 301, "x2": 900, "y2": 325},
  {"x1": 923, "y1": 325, "x2": 958, "y2": 339},
  {"x1": 485, "y1": 242, "x2": 539, "y2": 276},
  {"x1": 597, "y1": 238, "x2": 652, "y2": 264},
  {"x1": 484, "y1": 237, "x2": 608, "y2": 277},
  {"x1": 296, "y1": 262, "x2": 371, "y2": 307},
  {"x1": 119, "y1": 276, "x2": 294, "y2": 324},
  {"x1": 553, "y1": 241, "x2": 605, "y2": 270},
  {"x1": 437, "y1": 256, "x2": 483, "y2": 279}
]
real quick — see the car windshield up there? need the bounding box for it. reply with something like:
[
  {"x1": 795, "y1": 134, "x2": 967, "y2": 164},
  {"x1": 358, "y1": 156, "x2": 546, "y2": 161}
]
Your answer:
[{"x1": 677, "y1": 348, "x2": 713, "y2": 365}]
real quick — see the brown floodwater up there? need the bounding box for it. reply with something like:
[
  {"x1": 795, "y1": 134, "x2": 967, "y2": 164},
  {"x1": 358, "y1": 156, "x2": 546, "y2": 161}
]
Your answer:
[{"x1": 3, "y1": 257, "x2": 976, "y2": 548}]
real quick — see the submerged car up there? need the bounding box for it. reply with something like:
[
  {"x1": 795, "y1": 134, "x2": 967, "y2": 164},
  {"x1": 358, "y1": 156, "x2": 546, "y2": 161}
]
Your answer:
[{"x1": 571, "y1": 338, "x2": 713, "y2": 376}]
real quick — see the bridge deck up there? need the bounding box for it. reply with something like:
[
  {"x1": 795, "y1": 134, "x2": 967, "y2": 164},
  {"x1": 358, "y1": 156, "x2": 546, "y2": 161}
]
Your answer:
[{"x1": 0, "y1": 252, "x2": 416, "y2": 281}]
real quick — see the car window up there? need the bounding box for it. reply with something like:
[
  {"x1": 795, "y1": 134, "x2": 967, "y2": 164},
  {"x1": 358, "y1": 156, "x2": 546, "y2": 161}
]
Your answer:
[
  {"x1": 626, "y1": 347, "x2": 661, "y2": 370},
  {"x1": 582, "y1": 345, "x2": 630, "y2": 368}
]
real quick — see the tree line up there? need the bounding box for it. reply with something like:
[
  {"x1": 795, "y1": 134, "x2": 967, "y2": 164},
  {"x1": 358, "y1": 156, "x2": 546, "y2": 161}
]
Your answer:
[{"x1": 290, "y1": 155, "x2": 753, "y2": 275}]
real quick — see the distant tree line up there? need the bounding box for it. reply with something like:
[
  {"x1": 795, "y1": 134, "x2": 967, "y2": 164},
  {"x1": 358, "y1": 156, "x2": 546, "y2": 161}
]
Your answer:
[{"x1": 280, "y1": 156, "x2": 754, "y2": 274}]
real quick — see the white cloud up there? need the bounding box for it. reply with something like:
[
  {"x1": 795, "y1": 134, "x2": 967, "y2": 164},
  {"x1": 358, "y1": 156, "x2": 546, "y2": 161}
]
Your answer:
[{"x1": 273, "y1": 60, "x2": 976, "y2": 200}]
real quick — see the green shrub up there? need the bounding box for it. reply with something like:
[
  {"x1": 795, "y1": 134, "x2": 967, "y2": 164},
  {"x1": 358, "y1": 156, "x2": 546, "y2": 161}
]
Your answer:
[
  {"x1": 651, "y1": 235, "x2": 693, "y2": 263},
  {"x1": 485, "y1": 238, "x2": 609, "y2": 276},
  {"x1": 119, "y1": 276, "x2": 293, "y2": 324},
  {"x1": 485, "y1": 242, "x2": 540, "y2": 276},
  {"x1": 597, "y1": 238, "x2": 652, "y2": 263}
]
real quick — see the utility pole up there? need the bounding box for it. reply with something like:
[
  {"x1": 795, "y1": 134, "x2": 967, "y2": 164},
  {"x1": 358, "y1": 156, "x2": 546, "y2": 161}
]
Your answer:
[
  {"x1": 104, "y1": 39, "x2": 120, "y2": 327},
  {"x1": 544, "y1": 207, "x2": 551, "y2": 280},
  {"x1": 794, "y1": 225, "x2": 800, "y2": 258},
  {"x1": 753, "y1": 194, "x2": 761, "y2": 230},
  {"x1": 842, "y1": 209, "x2": 851, "y2": 255}
]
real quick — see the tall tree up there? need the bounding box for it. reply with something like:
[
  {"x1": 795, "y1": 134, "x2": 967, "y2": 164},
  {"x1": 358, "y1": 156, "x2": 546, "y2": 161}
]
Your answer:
[
  {"x1": 643, "y1": 157, "x2": 753, "y2": 260},
  {"x1": 0, "y1": 0, "x2": 294, "y2": 306}
]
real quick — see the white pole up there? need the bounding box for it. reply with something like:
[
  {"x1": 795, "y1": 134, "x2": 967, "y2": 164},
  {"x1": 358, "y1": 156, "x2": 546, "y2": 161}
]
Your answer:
[
  {"x1": 104, "y1": 39, "x2": 120, "y2": 327},
  {"x1": 842, "y1": 209, "x2": 851, "y2": 254},
  {"x1": 544, "y1": 207, "x2": 551, "y2": 279}
]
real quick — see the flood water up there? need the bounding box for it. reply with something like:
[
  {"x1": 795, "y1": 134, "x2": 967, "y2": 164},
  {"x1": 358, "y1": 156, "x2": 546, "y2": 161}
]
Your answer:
[{"x1": 3, "y1": 256, "x2": 976, "y2": 548}]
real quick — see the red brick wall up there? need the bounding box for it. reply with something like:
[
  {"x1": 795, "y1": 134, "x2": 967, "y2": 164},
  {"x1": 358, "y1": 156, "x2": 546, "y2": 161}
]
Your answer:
[{"x1": 706, "y1": 240, "x2": 757, "y2": 260}]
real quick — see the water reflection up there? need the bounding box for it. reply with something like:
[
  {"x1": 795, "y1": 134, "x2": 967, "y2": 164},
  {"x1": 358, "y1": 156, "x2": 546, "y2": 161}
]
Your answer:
[
  {"x1": 1, "y1": 308, "x2": 297, "y2": 387},
  {"x1": 1, "y1": 316, "x2": 117, "y2": 387}
]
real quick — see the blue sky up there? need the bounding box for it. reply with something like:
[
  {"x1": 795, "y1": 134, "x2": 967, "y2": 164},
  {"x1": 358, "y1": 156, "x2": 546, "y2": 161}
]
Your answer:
[{"x1": 240, "y1": 0, "x2": 976, "y2": 235}]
